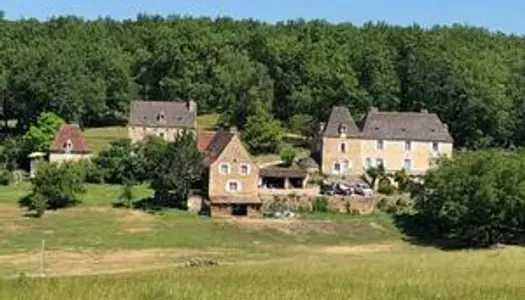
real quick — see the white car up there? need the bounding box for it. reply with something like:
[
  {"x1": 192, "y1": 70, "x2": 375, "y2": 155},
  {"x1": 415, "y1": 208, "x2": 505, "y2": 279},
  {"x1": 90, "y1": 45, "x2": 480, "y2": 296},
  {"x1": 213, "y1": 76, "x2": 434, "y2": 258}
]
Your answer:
[{"x1": 355, "y1": 183, "x2": 373, "y2": 197}]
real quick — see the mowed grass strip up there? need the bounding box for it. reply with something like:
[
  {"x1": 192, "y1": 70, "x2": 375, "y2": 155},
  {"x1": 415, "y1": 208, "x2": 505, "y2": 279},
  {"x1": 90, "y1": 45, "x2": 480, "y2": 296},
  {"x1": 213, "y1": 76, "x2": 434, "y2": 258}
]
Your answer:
[{"x1": 1, "y1": 248, "x2": 524, "y2": 300}]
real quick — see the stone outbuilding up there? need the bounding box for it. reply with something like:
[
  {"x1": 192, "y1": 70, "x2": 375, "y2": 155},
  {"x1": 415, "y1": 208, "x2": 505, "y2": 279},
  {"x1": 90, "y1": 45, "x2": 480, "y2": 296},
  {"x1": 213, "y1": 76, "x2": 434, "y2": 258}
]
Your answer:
[{"x1": 49, "y1": 124, "x2": 91, "y2": 163}]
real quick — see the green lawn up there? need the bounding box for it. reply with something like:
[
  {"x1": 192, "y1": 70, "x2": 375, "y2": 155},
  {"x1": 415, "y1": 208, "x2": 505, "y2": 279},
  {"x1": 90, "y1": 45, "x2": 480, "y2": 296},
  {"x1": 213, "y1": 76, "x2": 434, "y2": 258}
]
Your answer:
[
  {"x1": 0, "y1": 184, "x2": 524, "y2": 299},
  {"x1": 83, "y1": 126, "x2": 128, "y2": 153},
  {"x1": 197, "y1": 113, "x2": 220, "y2": 130}
]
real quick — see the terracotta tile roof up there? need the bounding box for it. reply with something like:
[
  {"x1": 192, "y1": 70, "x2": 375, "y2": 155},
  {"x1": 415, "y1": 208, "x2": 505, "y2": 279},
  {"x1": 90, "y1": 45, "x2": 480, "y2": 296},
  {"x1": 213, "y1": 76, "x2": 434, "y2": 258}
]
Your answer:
[
  {"x1": 202, "y1": 130, "x2": 234, "y2": 166},
  {"x1": 322, "y1": 106, "x2": 361, "y2": 138},
  {"x1": 128, "y1": 100, "x2": 196, "y2": 128},
  {"x1": 210, "y1": 195, "x2": 262, "y2": 204},
  {"x1": 197, "y1": 130, "x2": 218, "y2": 152},
  {"x1": 259, "y1": 167, "x2": 307, "y2": 179},
  {"x1": 361, "y1": 108, "x2": 453, "y2": 142},
  {"x1": 49, "y1": 124, "x2": 90, "y2": 154}
]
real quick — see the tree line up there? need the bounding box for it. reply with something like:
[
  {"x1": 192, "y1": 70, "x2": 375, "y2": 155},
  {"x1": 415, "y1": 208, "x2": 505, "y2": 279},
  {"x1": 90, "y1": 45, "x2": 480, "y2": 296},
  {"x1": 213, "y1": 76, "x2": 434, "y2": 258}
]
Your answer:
[{"x1": 1, "y1": 14, "x2": 525, "y2": 148}]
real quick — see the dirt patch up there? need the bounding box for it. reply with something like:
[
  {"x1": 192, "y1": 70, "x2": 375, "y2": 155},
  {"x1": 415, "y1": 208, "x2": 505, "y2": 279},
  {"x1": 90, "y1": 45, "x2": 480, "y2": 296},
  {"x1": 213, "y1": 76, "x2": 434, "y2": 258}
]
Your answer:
[
  {"x1": 321, "y1": 244, "x2": 393, "y2": 254},
  {"x1": 124, "y1": 227, "x2": 154, "y2": 234},
  {"x1": 0, "y1": 248, "x2": 226, "y2": 277}
]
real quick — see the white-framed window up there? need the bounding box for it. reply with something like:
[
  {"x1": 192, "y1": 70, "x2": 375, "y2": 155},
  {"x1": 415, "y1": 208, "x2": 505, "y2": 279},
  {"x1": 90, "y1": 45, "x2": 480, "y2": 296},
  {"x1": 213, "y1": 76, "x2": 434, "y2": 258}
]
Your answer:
[
  {"x1": 403, "y1": 159, "x2": 412, "y2": 171},
  {"x1": 432, "y1": 142, "x2": 439, "y2": 152},
  {"x1": 405, "y1": 141, "x2": 411, "y2": 151},
  {"x1": 365, "y1": 158, "x2": 372, "y2": 169},
  {"x1": 226, "y1": 180, "x2": 241, "y2": 193},
  {"x1": 240, "y1": 164, "x2": 251, "y2": 176},
  {"x1": 341, "y1": 160, "x2": 350, "y2": 173},
  {"x1": 219, "y1": 163, "x2": 231, "y2": 175},
  {"x1": 340, "y1": 143, "x2": 347, "y2": 153},
  {"x1": 377, "y1": 140, "x2": 384, "y2": 150},
  {"x1": 376, "y1": 158, "x2": 384, "y2": 167}
]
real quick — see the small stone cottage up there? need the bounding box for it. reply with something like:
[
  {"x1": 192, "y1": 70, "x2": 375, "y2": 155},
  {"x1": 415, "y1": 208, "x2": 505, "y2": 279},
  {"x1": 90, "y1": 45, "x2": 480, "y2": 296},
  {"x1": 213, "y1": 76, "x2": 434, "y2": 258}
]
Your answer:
[{"x1": 49, "y1": 124, "x2": 91, "y2": 163}]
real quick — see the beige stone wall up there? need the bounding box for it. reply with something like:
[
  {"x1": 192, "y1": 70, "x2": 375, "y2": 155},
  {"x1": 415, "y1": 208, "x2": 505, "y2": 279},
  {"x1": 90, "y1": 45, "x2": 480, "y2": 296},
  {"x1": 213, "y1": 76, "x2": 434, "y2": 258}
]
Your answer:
[
  {"x1": 49, "y1": 153, "x2": 91, "y2": 163},
  {"x1": 359, "y1": 139, "x2": 453, "y2": 174},
  {"x1": 321, "y1": 136, "x2": 453, "y2": 176},
  {"x1": 208, "y1": 135, "x2": 259, "y2": 198},
  {"x1": 321, "y1": 137, "x2": 363, "y2": 176},
  {"x1": 128, "y1": 126, "x2": 196, "y2": 143}
]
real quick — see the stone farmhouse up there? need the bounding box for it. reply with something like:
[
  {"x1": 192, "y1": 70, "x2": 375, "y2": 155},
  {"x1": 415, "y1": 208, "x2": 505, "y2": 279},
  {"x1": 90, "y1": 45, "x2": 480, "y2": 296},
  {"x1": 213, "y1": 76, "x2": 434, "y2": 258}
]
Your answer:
[
  {"x1": 318, "y1": 106, "x2": 453, "y2": 177},
  {"x1": 128, "y1": 100, "x2": 314, "y2": 217},
  {"x1": 128, "y1": 100, "x2": 453, "y2": 217},
  {"x1": 128, "y1": 100, "x2": 197, "y2": 143}
]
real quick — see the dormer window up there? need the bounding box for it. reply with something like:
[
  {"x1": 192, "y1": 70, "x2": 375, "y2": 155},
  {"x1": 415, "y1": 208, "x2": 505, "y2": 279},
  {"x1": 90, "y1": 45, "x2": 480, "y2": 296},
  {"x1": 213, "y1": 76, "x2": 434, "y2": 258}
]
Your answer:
[
  {"x1": 63, "y1": 139, "x2": 73, "y2": 153},
  {"x1": 338, "y1": 124, "x2": 347, "y2": 134},
  {"x1": 156, "y1": 111, "x2": 166, "y2": 122}
]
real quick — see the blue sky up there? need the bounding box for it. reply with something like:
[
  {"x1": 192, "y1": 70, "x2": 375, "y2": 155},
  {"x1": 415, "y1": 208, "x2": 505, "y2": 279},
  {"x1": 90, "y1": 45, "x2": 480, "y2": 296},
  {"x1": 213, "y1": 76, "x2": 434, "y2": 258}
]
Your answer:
[{"x1": 2, "y1": 0, "x2": 524, "y2": 34}]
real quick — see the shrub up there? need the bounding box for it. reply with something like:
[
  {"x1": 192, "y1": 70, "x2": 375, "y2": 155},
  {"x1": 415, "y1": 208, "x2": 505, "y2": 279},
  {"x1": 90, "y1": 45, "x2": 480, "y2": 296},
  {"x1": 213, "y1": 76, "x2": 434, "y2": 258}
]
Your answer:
[
  {"x1": 311, "y1": 196, "x2": 330, "y2": 213},
  {"x1": 393, "y1": 170, "x2": 412, "y2": 193},
  {"x1": 377, "y1": 178, "x2": 395, "y2": 195},
  {"x1": 19, "y1": 162, "x2": 86, "y2": 216},
  {"x1": 279, "y1": 146, "x2": 297, "y2": 167},
  {"x1": 376, "y1": 197, "x2": 390, "y2": 212},
  {"x1": 0, "y1": 170, "x2": 13, "y2": 185}
]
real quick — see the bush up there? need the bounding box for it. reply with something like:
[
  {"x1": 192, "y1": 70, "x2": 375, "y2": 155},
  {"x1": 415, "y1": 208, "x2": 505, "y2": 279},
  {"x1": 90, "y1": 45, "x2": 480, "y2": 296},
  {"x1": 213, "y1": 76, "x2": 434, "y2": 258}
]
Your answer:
[
  {"x1": 412, "y1": 150, "x2": 525, "y2": 246},
  {"x1": 0, "y1": 170, "x2": 13, "y2": 185},
  {"x1": 376, "y1": 197, "x2": 390, "y2": 212},
  {"x1": 377, "y1": 178, "x2": 395, "y2": 195},
  {"x1": 311, "y1": 196, "x2": 330, "y2": 213},
  {"x1": 83, "y1": 161, "x2": 106, "y2": 184},
  {"x1": 394, "y1": 170, "x2": 412, "y2": 193},
  {"x1": 279, "y1": 146, "x2": 297, "y2": 167},
  {"x1": 19, "y1": 162, "x2": 86, "y2": 216}
]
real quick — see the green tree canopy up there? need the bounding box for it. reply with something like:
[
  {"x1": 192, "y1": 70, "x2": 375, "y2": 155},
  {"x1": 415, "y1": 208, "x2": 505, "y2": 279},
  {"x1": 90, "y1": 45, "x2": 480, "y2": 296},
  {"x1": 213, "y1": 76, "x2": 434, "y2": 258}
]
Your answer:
[
  {"x1": 411, "y1": 150, "x2": 525, "y2": 247},
  {"x1": 23, "y1": 112, "x2": 65, "y2": 153},
  {"x1": 20, "y1": 162, "x2": 86, "y2": 217},
  {"x1": 3, "y1": 17, "x2": 525, "y2": 149},
  {"x1": 243, "y1": 110, "x2": 284, "y2": 154},
  {"x1": 150, "y1": 131, "x2": 204, "y2": 207}
]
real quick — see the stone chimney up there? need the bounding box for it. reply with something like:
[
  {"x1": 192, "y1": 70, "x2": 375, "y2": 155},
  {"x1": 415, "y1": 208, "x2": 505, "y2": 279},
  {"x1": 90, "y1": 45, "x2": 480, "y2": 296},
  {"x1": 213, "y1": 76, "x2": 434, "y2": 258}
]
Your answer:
[
  {"x1": 186, "y1": 100, "x2": 197, "y2": 113},
  {"x1": 319, "y1": 122, "x2": 325, "y2": 133},
  {"x1": 443, "y1": 124, "x2": 449, "y2": 131},
  {"x1": 420, "y1": 108, "x2": 428, "y2": 114},
  {"x1": 369, "y1": 107, "x2": 378, "y2": 113}
]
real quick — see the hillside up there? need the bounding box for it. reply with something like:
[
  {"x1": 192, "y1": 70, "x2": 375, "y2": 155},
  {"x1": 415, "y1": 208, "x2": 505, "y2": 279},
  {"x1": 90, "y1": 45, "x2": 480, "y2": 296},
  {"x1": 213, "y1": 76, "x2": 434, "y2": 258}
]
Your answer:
[{"x1": 2, "y1": 17, "x2": 525, "y2": 149}]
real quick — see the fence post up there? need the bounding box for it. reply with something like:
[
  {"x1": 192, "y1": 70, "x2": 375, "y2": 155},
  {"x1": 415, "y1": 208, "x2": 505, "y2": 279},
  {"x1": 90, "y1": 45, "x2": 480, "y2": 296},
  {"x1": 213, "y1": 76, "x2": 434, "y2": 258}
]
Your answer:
[{"x1": 40, "y1": 239, "x2": 45, "y2": 277}]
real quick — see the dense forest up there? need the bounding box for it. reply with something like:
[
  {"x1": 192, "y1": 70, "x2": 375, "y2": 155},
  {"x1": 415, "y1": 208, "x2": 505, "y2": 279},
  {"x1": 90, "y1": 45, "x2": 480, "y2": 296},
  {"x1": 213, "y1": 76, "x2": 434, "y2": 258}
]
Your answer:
[{"x1": 1, "y1": 13, "x2": 525, "y2": 148}]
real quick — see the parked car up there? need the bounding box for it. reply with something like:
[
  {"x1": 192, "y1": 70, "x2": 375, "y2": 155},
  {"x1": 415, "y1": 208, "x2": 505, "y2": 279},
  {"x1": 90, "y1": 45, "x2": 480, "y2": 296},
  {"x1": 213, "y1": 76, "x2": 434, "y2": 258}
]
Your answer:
[
  {"x1": 336, "y1": 182, "x2": 354, "y2": 195},
  {"x1": 354, "y1": 182, "x2": 373, "y2": 196},
  {"x1": 323, "y1": 184, "x2": 337, "y2": 196}
]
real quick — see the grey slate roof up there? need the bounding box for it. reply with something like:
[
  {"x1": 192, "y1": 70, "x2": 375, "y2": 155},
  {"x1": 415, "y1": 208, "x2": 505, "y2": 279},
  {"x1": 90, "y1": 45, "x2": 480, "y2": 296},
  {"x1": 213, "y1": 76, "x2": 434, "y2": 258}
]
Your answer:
[
  {"x1": 322, "y1": 106, "x2": 361, "y2": 137},
  {"x1": 260, "y1": 167, "x2": 307, "y2": 179},
  {"x1": 361, "y1": 110, "x2": 453, "y2": 142},
  {"x1": 128, "y1": 100, "x2": 196, "y2": 128}
]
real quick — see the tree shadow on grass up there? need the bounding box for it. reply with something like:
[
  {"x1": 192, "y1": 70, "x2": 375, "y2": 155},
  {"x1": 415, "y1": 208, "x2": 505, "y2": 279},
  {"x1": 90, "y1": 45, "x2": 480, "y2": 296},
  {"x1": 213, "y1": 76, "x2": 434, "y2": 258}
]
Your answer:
[
  {"x1": 392, "y1": 213, "x2": 486, "y2": 250},
  {"x1": 111, "y1": 197, "x2": 164, "y2": 214}
]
